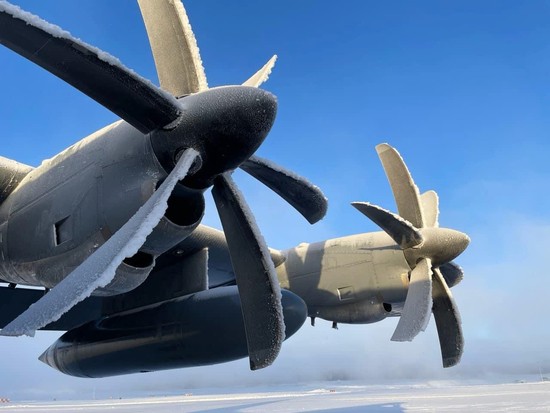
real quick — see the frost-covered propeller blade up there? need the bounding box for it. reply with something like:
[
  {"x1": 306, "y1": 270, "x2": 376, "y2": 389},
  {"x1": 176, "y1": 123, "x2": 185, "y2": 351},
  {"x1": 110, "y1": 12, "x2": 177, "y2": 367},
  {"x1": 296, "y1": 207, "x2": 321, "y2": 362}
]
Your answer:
[
  {"x1": 241, "y1": 156, "x2": 327, "y2": 224},
  {"x1": 439, "y1": 261, "x2": 464, "y2": 288},
  {"x1": 420, "y1": 190, "x2": 439, "y2": 228},
  {"x1": 0, "y1": 149, "x2": 199, "y2": 337},
  {"x1": 358, "y1": 143, "x2": 469, "y2": 367},
  {"x1": 391, "y1": 258, "x2": 433, "y2": 342},
  {"x1": 376, "y1": 143, "x2": 424, "y2": 228},
  {"x1": 432, "y1": 268, "x2": 464, "y2": 367},
  {"x1": 212, "y1": 173, "x2": 284, "y2": 370},
  {"x1": 242, "y1": 55, "x2": 278, "y2": 88},
  {"x1": 351, "y1": 202, "x2": 423, "y2": 249},
  {"x1": 137, "y1": 0, "x2": 208, "y2": 96},
  {"x1": 0, "y1": 2, "x2": 181, "y2": 134}
]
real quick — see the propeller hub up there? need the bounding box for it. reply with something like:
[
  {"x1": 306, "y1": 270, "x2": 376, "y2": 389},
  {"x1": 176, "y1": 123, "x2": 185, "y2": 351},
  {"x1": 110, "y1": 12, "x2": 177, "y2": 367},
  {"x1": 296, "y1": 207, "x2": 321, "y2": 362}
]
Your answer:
[
  {"x1": 150, "y1": 86, "x2": 278, "y2": 188},
  {"x1": 406, "y1": 227, "x2": 470, "y2": 267}
]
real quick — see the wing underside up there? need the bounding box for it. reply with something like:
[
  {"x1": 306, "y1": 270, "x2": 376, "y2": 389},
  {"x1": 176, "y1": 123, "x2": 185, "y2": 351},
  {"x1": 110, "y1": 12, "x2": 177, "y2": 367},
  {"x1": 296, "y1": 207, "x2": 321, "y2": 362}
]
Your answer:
[{"x1": 0, "y1": 224, "x2": 285, "y2": 332}]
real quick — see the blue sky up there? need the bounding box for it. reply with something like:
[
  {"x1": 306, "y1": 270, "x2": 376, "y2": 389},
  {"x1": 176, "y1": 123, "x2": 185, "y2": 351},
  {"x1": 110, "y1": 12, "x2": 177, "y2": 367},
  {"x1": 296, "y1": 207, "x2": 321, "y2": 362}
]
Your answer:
[{"x1": 1, "y1": 0, "x2": 550, "y2": 400}]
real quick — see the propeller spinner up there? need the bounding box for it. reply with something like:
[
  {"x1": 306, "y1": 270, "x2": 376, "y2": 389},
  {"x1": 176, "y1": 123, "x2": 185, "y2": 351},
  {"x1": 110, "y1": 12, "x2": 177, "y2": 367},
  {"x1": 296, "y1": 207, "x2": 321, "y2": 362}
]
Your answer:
[{"x1": 352, "y1": 143, "x2": 470, "y2": 368}]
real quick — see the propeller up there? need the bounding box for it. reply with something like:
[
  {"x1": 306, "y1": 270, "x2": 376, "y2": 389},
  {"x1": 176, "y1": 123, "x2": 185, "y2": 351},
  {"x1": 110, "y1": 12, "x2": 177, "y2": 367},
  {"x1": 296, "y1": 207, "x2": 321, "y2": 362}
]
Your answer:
[
  {"x1": 137, "y1": 0, "x2": 327, "y2": 368},
  {"x1": 137, "y1": 0, "x2": 327, "y2": 224},
  {"x1": 352, "y1": 143, "x2": 470, "y2": 367},
  {"x1": 0, "y1": 0, "x2": 327, "y2": 370}
]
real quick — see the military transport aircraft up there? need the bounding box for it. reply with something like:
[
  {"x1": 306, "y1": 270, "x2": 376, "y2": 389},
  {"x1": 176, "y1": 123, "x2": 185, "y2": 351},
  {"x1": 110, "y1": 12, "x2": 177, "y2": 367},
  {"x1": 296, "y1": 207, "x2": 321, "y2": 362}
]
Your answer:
[
  {"x1": 0, "y1": 1, "x2": 469, "y2": 378},
  {"x1": 0, "y1": 0, "x2": 328, "y2": 376}
]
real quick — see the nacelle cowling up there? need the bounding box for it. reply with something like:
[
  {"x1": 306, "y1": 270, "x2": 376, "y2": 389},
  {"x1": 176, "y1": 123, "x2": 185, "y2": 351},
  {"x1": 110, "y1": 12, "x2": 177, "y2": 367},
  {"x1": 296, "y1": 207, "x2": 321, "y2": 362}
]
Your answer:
[
  {"x1": 310, "y1": 298, "x2": 392, "y2": 325},
  {"x1": 0, "y1": 157, "x2": 32, "y2": 204},
  {"x1": 93, "y1": 252, "x2": 155, "y2": 296},
  {"x1": 139, "y1": 191, "x2": 205, "y2": 257},
  {"x1": 39, "y1": 286, "x2": 307, "y2": 377}
]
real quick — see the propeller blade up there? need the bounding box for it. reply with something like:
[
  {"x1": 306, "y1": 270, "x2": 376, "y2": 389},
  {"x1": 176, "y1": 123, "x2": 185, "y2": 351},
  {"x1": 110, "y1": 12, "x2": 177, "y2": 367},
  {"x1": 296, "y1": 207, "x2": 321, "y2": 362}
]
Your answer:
[
  {"x1": 351, "y1": 202, "x2": 423, "y2": 249},
  {"x1": 0, "y1": 149, "x2": 199, "y2": 337},
  {"x1": 242, "y1": 55, "x2": 278, "y2": 88},
  {"x1": 439, "y1": 261, "x2": 464, "y2": 288},
  {"x1": 432, "y1": 268, "x2": 464, "y2": 368},
  {"x1": 391, "y1": 258, "x2": 433, "y2": 342},
  {"x1": 0, "y1": 2, "x2": 181, "y2": 134},
  {"x1": 421, "y1": 190, "x2": 439, "y2": 228},
  {"x1": 376, "y1": 143, "x2": 425, "y2": 228},
  {"x1": 241, "y1": 156, "x2": 327, "y2": 224},
  {"x1": 137, "y1": 0, "x2": 208, "y2": 97},
  {"x1": 212, "y1": 173, "x2": 284, "y2": 370}
]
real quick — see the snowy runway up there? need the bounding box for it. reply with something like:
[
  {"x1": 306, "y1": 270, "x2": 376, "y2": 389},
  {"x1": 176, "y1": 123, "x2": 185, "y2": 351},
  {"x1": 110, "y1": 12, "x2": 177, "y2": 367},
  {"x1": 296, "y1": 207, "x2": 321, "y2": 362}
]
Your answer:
[{"x1": 1, "y1": 381, "x2": 549, "y2": 412}]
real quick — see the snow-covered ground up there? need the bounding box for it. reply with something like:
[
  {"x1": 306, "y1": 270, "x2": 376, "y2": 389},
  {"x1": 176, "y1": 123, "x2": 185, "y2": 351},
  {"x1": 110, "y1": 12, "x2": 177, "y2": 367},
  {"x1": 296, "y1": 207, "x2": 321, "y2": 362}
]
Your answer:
[{"x1": 1, "y1": 380, "x2": 549, "y2": 412}]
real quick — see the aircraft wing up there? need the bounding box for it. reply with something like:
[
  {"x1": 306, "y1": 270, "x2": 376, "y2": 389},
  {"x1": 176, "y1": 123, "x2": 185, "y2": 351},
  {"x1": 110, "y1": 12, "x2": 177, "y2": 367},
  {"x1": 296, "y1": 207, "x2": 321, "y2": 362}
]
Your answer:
[
  {"x1": 156, "y1": 225, "x2": 285, "y2": 288},
  {"x1": 0, "y1": 225, "x2": 285, "y2": 331}
]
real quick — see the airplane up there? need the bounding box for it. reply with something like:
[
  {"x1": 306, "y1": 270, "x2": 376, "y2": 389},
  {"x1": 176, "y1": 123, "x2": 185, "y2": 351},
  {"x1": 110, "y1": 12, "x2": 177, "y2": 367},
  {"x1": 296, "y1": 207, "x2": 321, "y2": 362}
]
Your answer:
[
  {"x1": 0, "y1": 0, "x2": 328, "y2": 376},
  {"x1": 24, "y1": 142, "x2": 468, "y2": 378},
  {"x1": 0, "y1": 1, "x2": 469, "y2": 379}
]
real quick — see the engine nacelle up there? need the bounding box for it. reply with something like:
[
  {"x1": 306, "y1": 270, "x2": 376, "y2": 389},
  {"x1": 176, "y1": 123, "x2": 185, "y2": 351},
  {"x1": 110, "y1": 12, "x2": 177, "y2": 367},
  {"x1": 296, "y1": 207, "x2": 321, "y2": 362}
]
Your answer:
[
  {"x1": 92, "y1": 252, "x2": 155, "y2": 296},
  {"x1": 309, "y1": 298, "x2": 392, "y2": 324},
  {"x1": 92, "y1": 192, "x2": 205, "y2": 297},
  {"x1": 39, "y1": 286, "x2": 307, "y2": 377},
  {"x1": 0, "y1": 157, "x2": 32, "y2": 204},
  {"x1": 140, "y1": 192, "x2": 205, "y2": 256}
]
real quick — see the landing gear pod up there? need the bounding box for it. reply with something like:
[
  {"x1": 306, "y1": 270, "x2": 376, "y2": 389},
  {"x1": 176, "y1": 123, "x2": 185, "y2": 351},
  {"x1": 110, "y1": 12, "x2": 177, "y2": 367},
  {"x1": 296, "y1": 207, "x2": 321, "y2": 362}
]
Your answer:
[{"x1": 39, "y1": 287, "x2": 307, "y2": 378}]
